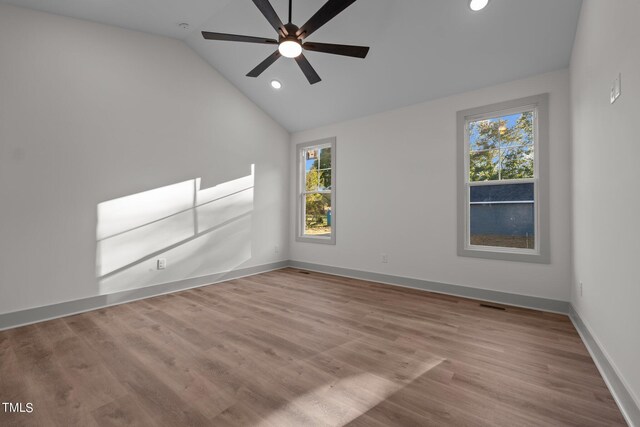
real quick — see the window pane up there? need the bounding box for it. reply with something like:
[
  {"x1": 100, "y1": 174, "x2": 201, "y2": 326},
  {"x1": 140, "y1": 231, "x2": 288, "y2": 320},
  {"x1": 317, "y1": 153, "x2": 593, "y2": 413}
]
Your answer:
[
  {"x1": 304, "y1": 193, "x2": 332, "y2": 237},
  {"x1": 514, "y1": 111, "x2": 534, "y2": 147},
  {"x1": 316, "y1": 146, "x2": 332, "y2": 190},
  {"x1": 469, "y1": 118, "x2": 500, "y2": 151},
  {"x1": 319, "y1": 147, "x2": 331, "y2": 169},
  {"x1": 470, "y1": 183, "x2": 535, "y2": 249},
  {"x1": 471, "y1": 182, "x2": 533, "y2": 202},
  {"x1": 500, "y1": 146, "x2": 534, "y2": 179},
  {"x1": 495, "y1": 113, "x2": 521, "y2": 149},
  {"x1": 469, "y1": 149, "x2": 500, "y2": 182},
  {"x1": 305, "y1": 159, "x2": 319, "y2": 192},
  {"x1": 469, "y1": 111, "x2": 535, "y2": 182},
  {"x1": 319, "y1": 169, "x2": 332, "y2": 190}
]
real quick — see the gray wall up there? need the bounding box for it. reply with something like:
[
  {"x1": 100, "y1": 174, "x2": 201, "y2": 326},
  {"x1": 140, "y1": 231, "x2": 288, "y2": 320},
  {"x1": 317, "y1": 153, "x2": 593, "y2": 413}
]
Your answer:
[
  {"x1": 0, "y1": 4, "x2": 290, "y2": 315},
  {"x1": 571, "y1": 0, "x2": 640, "y2": 413},
  {"x1": 291, "y1": 70, "x2": 573, "y2": 302}
]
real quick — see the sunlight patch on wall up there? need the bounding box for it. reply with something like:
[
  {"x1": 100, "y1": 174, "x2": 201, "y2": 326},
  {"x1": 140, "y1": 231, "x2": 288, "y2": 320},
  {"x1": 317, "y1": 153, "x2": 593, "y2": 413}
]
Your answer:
[{"x1": 96, "y1": 165, "x2": 254, "y2": 294}]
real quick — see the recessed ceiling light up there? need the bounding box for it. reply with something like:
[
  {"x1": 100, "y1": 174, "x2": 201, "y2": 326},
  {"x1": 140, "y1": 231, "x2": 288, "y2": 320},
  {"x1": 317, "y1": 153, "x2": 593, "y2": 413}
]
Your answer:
[
  {"x1": 469, "y1": 0, "x2": 489, "y2": 11},
  {"x1": 270, "y1": 80, "x2": 282, "y2": 89}
]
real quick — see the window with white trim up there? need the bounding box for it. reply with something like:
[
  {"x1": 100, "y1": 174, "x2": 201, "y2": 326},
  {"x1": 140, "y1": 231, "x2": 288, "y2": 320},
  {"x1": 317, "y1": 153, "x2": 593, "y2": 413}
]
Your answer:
[
  {"x1": 457, "y1": 94, "x2": 549, "y2": 263},
  {"x1": 296, "y1": 138, "x2": 336, "y2": 244}
]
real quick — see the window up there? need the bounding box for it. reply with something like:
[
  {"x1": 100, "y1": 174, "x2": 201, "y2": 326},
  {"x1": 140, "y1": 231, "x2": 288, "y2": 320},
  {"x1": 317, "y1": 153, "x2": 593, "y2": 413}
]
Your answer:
[
  {"x1": 296, "y1": 138, "x2": 336, "y2": 244},
  {"x1": 457, "y1": 94, "x2": 549, "y2": 263}
]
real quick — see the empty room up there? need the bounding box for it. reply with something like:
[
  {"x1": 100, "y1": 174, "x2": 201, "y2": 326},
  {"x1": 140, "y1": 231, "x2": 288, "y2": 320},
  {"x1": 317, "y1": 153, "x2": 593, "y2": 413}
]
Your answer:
[{"x1": 0, "y1": 0, "x2": 638, "y2": 425}]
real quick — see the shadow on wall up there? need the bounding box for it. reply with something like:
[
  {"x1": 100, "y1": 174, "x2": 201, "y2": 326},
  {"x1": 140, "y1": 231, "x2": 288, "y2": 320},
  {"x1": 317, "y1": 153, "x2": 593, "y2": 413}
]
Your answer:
[{"x1": 96, "y1": 165, "x2": 255, "y2": 295}]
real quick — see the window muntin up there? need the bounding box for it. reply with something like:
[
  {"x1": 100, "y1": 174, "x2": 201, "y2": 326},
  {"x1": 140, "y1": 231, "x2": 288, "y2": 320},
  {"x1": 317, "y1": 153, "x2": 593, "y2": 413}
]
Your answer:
[
  {"x1": 465, "y1": 107, "x2": 539, "y2": 253},
  {"x1": 297, "y1": 138, "x2": 335, "y2": 244}
]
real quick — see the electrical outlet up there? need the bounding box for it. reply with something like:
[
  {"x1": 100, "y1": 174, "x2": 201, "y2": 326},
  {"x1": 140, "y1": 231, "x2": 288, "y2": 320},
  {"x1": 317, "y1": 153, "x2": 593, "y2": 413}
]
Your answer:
[
  {"x1": 157, "y1": 258, "x2": 167, "y2": 270},
  {"x1": 579, "y1": 282, "x2": 583, "y2": 297},
  {"x1": 274, "y1": 245, "x2": 280, "y2": 255},
  {"x1": 381, "y1": 253, "x2": 388, "y2": 264}
]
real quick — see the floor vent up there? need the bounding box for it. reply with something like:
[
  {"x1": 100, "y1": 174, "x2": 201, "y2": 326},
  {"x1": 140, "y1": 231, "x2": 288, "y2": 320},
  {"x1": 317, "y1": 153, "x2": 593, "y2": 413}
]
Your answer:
[
  {"x1": 299, "y1": 271, "x2": 311, "y2": 275},
  {"x1": 480, "y1": 303, "x2": 506, "y2": 311}
]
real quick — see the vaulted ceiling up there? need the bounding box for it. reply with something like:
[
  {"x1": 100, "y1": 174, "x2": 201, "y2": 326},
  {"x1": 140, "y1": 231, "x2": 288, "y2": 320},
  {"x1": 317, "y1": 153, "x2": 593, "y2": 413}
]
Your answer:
[{"x1": 1, "y1": 0, "x2": 582, "y2": 131}]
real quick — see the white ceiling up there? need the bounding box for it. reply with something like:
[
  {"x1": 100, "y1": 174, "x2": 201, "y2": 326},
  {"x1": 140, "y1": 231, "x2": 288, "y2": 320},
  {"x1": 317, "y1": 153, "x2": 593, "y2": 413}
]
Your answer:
[{"x1": 2, "y1": 0, "x2": 582, "y2": 132}]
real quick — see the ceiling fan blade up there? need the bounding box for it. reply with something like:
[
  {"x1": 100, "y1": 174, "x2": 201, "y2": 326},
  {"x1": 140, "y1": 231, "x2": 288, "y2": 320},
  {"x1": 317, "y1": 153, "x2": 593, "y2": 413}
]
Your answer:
[
  {"x1": 295, "y1": 54, "x2": 321, "y2": 85},
  {"x1": 252, "y1": 0, "x2": 287, "y2": 36},
  {"x1": 202, "y1": 32, "x2": 278, "y2": 44},
  {"x1": 303, "y1": 42, "x2": 369, "y2": 58},
  {"x1": 246, "y1": 50, "x2": 282, "y2": 77},
  {"x1": 296, "y1": 0, "x2": 358, "y2": 39}
]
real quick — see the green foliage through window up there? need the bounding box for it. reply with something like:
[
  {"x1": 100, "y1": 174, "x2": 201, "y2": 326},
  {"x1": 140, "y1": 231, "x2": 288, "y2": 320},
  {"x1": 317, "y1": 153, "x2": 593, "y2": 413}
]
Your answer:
[
  {"x1": 469, "y1": 111, "x2": 534, "y2": 181},
  {"x1": 303, "y1": 145, "x2": 332, "y2": 236}
]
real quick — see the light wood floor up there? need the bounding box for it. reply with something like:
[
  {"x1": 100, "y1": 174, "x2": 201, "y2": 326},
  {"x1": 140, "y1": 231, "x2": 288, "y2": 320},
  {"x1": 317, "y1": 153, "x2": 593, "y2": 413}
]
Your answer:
[{"x1": 0, "y1": 268, "x2": 626, "y2": 426}]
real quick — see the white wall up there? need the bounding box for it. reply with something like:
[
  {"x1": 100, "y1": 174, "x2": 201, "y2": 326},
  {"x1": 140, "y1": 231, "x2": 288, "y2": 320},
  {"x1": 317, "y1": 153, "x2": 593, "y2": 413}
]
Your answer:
[
  {"x1": 571, "y1": 0, "x2": 640, "y2": 410},
  {"x1": 0, "y1": 4, "x2": 290, "y2": 315},
  {"x1": 291, "y1": 69, "x2": 572, "y2": 302}
]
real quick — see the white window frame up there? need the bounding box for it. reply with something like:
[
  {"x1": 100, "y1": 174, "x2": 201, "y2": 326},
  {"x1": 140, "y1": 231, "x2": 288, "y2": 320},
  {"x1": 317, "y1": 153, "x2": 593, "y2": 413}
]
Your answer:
[
  {"x1": 296, "y1": 137, "x2": 336, "y2": 245},
  {"x1": 457, "y1": 94, "x2": 550, "y2": 263}
]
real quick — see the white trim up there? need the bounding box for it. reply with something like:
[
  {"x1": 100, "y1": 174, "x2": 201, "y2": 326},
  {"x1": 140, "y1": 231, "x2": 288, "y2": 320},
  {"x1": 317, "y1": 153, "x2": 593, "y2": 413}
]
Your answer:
[
  {"x1": 469, "y1": 177, "x2": 536, "y2": 186},
  {"x1": 465, "y1": 103, "x2": 538, "y2": 122},
  {"x1": 302, "y1": 190, "x2": 332, "y2": 195},
  {"x1": 0, "y1": 261, "x2": 289, "y2": 331},
  {"x1": 296, "y1": 137, "x2": 337, "y2": 245},
  {"x1": 457, "y1": 94, "x2": 550, "y2": 263},
  {"x1": 464, "y1": 105, "x2": 539, "y2": 253},
  {"x1": 0, "y1": 260, "x2": 570, "y2": 329},
  {"x1": 466, "y1": 243, "x2": 536, "y2": 255},
  {"x1": 569, "y1": 305, "x2": 640, "y2": 427},
  {"x1": 470, "y1": 200, "x2": 534, "y2": 205},
  {"x1": 289, "y1": 260, "x2": 569, "y2": 314}
]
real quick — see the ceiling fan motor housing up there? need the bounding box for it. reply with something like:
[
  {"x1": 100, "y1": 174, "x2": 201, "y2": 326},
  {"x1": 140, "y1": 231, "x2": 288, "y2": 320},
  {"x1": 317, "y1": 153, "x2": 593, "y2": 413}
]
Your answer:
[{"x1": 280, "y1": 23, "x2": 301, "y2": 43}]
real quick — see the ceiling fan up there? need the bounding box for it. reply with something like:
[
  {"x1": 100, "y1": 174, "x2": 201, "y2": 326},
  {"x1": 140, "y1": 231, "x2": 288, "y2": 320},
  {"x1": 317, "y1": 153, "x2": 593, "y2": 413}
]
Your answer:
[{"x1": 201, "y1": 0, "x2": 370, "y2": 85}]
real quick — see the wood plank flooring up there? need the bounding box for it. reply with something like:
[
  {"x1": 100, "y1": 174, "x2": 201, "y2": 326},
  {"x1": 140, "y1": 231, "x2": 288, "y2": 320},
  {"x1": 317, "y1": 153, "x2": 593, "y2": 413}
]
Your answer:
[{"x1": 0, "y1": 268, "x2": 626, "y2": 426}]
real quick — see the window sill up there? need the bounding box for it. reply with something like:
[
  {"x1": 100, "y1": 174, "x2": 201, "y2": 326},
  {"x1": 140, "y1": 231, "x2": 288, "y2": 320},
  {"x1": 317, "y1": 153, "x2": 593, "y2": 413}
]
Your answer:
[
  {"x1": 458, "y1": 246, "x2": 549, "y2": 263},
  {"x1": 296, "y1": 235, "x2": 336, "y2": 245}
]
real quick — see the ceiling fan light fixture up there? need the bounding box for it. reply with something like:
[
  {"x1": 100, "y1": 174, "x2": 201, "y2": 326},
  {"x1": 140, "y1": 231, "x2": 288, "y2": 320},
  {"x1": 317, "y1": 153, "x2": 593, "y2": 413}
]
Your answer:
[
  {"x1": 469, "y1": 0, "x2": 489, "y2": 11},
  {"x1": 279, "y1": 40, "x2": 302, "y2": 58},
  {"x1": 201, "y1": 0, "x2": 370, "y2": 84}
]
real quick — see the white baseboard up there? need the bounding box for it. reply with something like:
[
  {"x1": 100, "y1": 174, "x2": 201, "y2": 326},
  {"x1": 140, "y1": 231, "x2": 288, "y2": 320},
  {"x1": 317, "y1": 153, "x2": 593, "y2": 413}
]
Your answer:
[
  {"x1": 569, "y1": 305, "x2": 639, "y2": 427},
  {"x1": 0, "y1": 260, "x2": 568, "y2": 329},
  {"x1": 0, "y1": 261, "x2": 289, "y2": 331},
  {"x1": 289, "y1": 260, "x2": 570, "y2": 314}
]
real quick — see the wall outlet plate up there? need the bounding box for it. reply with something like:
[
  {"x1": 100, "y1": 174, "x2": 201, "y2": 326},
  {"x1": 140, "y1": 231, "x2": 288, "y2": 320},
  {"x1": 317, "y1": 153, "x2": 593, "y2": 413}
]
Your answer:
[
  {"x1": 610, "y1": 73, "x2": 621, "y2": 104},
  {"x1": 157, "y1": 258, "x2": 167, "y2": 270}
]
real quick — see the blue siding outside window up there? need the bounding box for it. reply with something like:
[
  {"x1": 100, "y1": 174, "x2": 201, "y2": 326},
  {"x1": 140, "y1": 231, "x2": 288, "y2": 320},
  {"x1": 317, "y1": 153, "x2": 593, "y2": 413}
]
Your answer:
[{"x1": 470, "y1": 183, "x2": 534, "y2": 237}]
